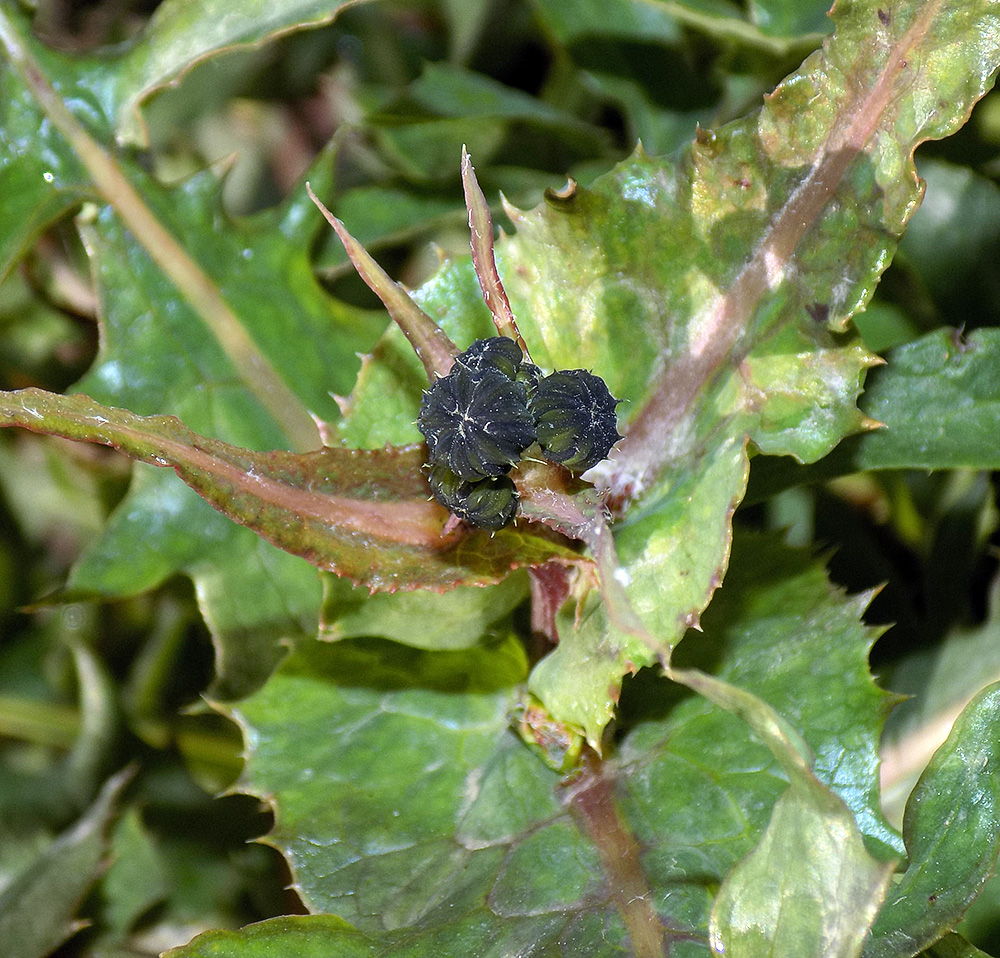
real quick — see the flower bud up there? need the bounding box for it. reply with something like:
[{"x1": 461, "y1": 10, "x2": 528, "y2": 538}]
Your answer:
[
  {"x1": 454, "y1": 336, "x2": 524, "y2": 380},
  {"x1": 531, "y1": 369, "x2": 621, "y2": 471},
  {"x1": 427, "y1": 462, "x2": 519, "y2": 530},
  {"x1": 418, "y1": 365, "x2": 536, "y2": 479}
]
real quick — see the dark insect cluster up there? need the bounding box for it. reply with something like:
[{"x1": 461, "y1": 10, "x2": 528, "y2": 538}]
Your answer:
[{"x1": 418, "y1": 337, "x2": 621, "y2": 530}]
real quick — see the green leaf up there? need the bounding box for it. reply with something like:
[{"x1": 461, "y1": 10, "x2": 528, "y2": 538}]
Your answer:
[
  {"x1": 743, "y1": 325, "x2": 881, "y2": 463},
  {"x1": 897, "y1": 159, "x2": 1000, "y2": 320},
  {"x1": 710, "y1": 779, "x2": 893, "y2": 957},
  {"x1": 0, "y1": 768, "x2": 130, "y2": 958},
  {"x1": 923, "y1": 932, "x2": 996, "y2": 958},
  {"x1": 320, "y1": 572, "x2": 529, "y2": 651},
  {"x1": 411, "y1": 62, "x2": 602, "y2": 133},
  {"x1": 527, "y1": 0, "x2": 685, "y2": 45},
  {"x1": 748, "y1": 0, "x2": 832, "y2": 38},
  {"x1": 71, "y1": 172, "x2": 376, "y2": 438},
  {"x1": 229, "y1": 533, "x2": 900, "y2": 951},
  {"x1": 165, "y1": 916, "x2": 377, "y2": 958},
  {"x1": 0, "y1": 389, "x2": 578, "y2": 593},
  {"x1": 0, "y1": 57, "x2": 91, "y2": 281},
  {"x1": 882, "y1": 583, "x2": 1000, "y2": 820},
  {"x1": 691, "y1": 533, "x2": 902, "y2": 854},
  {"x1": 530, "y1": 0, "x2": 824, "y2": 55},
  {"x1": 0, "y1": 7, "x2": 363, "y2": 448},
  {"x1": 748, "y1": 327, "x2": 1000, "y2": 500},
  {"x1": 0, "y1": 613, "x2": 123, "y2": 825},
  {"x1": 865, "y1": 683, "x2": 1000, "y2": 958},
  {"x1": 315, "y1": 186, "x2": 465, "y2": 278},
  {"x1": 849, "y1": 329, "x2": 1000, "y2": 470},
  {"x1": 105, "y1": 0, "x2": 374, "y2": 146},
  {"x1": 97, "y1": 806, "x2": 169, "y2": 941},
  {"x1": 369, "y1": 63, "x2": 610, "y2": 181}
]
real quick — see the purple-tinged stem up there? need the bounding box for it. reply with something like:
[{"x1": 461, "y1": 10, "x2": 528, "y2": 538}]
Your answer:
[
  {"x1": 306, "y1": 184, "x2": 459, "y2": 381},
  {"x1": 461, "y1": 147, "x2": 532, "y2": 361}
]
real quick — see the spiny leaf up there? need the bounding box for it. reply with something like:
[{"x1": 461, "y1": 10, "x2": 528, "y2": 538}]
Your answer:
[
  {"x1": 228, "y1": 533, "x2": 900, "y2": 951},
  {"x1": 0, "y1": 389, "x2": 579, "y2": 592},
  {"x1": 750, "y1": 327, "x2": 1000, "y2": 500}
]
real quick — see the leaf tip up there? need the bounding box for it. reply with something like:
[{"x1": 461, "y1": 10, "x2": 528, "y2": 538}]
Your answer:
[{"x1": 500, "y1": 191, "x2": 524, "y2": 223}]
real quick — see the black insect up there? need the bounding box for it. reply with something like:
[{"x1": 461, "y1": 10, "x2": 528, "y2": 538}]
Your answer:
[
  {"x1": 531, "y1": 369, "x2": 622, "y2": 472},
  {"x1": 427, "y1": 463, "x2": 519, "y2": 531}
]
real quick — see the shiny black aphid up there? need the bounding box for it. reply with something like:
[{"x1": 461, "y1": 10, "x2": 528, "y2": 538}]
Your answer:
[{"x1": 531, "y1": 369, "x2": 622, "y2": 472}]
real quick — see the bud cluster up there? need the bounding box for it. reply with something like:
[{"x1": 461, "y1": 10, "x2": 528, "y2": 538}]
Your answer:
[{"x1": 417, "y1": 337, "x2": 621, "y2": 529}]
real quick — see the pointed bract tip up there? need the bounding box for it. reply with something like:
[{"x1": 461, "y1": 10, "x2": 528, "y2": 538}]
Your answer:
[
  {"x1": 305, "y1": 182, "x2": 345, "y2": 233},
  {"x1": 311, "y1": 411, "x2": 340, "y2": 446},
  {"x1": 500, "y1": 192, "x2": 524, "y2": 222}
]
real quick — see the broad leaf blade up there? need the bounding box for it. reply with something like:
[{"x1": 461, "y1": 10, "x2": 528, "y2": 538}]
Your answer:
[
  {"x1": 229, "y1": 534, "x2": 899, "y2": 951},
  {"x1": 710, "y1": 781, "x2": 894, "y2": 958},
  {"x1": 865, "y1": 683, "x2": 1000, "y2": 958},
  {"x1": 0, "y1": 389, "x2": 577, "y2": 592}
]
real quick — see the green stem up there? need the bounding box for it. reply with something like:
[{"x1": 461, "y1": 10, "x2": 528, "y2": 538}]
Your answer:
[
  {"x1": 0, "y1": 694, "x2": 243, "y2": 779},
  {"x1": 643, "y1": 0, "x2": 825, "y2": 57},
  {"x1": 0, "y1": 695, "x2": 80, "y2": 748},
  {"x1": 0, "y1": 8, "x2": 321, "y2": 452}
]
